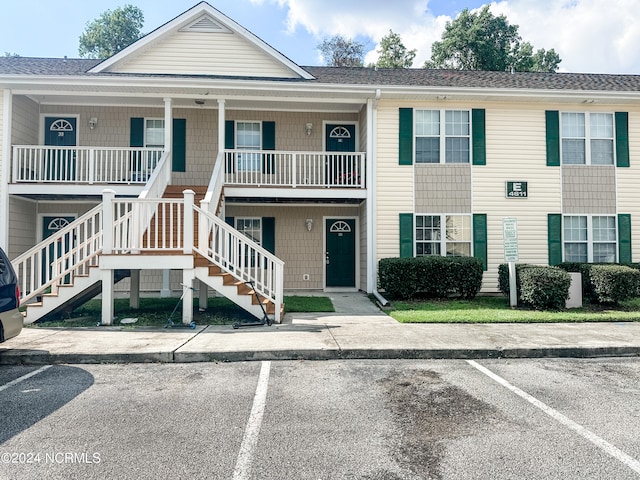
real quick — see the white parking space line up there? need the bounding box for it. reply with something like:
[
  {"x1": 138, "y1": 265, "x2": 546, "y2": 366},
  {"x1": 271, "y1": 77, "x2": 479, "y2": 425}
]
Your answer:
[
  {"x1": 468, "y1": 360, "x2": 640, "y2": 475},
  {"x1": 233, "y1": 360, "x2": 271, "y2": 480},
  {"x1": 0, "y1": 365, "x2": 52, "y2": 393}
]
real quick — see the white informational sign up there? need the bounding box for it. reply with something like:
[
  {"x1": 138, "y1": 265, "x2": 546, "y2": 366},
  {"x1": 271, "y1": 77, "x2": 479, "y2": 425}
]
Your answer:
[
  {"x1": 503, "y1": 217, "x2": 519, "y2": 262},
  {"x1": 503, "y1": 217, "x2": 519, "y2": 308}
]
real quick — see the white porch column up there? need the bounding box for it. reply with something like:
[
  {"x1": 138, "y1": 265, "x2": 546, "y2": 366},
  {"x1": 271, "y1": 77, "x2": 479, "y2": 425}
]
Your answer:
[
  {"x1": 130, "y1": 269, "x2": 140, "y2": 309},
  {"x1": 161, "y1": 98, "x2": 173, "y2": 298},
  {"x1": 101, "y1": 268, "x2": 114, "y2": 326},
  {"x1": 218, "y1": 99, "x2": 226, "y2": 154},
  {"x1": 102, "y1": 189, "x2": 116, "y2": 254},
  {"x1": 366, "y1": 95, "x2": 378, "y2": 293},
  {"x1": 1, "y1": 89, "x2": 13, "y2": 251},
  {"x1": 182, "y1": 270, "x2": 194, "y2": 325}
]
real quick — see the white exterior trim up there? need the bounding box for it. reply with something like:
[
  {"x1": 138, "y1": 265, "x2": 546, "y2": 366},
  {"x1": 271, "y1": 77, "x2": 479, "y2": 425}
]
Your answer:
[
  {"x1": 1, "y1": 89, "x2": 11, "y2": 250},
  {"x1": 39, "y1": 113, "x2": 80, "y2": 145},
  {"x1": 88, "y1": 2, "x2": 314, "y2": 80}
]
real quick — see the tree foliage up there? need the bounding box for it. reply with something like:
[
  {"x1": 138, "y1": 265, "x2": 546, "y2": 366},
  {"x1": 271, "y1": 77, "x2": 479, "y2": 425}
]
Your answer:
[
  {"x1": 79, "y1": 5, "x2": 144, "y2": 59},
  {"x1": 317, "y1": 35, "x2": 365, "y2": 67},
  {"x1": 424, "y1": 6, "x2": 561, "y2": 72},
  {"x1": 376, "y1": 30, "x2": 416, "y2": 68}
]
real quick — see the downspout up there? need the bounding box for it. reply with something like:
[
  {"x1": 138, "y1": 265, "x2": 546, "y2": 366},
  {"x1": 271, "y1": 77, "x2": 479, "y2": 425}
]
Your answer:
[
  {"x1": 368, "y1": 88, "x2": 389, "y2": 307},
  {"x1": 1, "y1": 89, "x2": 12, "y2": 251}
]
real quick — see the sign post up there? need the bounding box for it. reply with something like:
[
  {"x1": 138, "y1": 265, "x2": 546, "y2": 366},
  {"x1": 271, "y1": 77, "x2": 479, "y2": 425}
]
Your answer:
[{"x1": 503, "y1": 217, "x2": 519, "y2": 308}]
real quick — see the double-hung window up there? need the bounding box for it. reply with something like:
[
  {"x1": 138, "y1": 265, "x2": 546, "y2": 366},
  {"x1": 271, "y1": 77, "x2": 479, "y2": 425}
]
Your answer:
[
  {"x1": 415, "y1": 215, "x2": 471, "y2": 257},
  {"x1": 563, "y1": 215, "x2": 616, "y2": 262},
  {"x1": 561, "y1": 112, "x2": 614, "y2": 165},
  {"x1": 236, "y1": 122, "x2": 261, "y2": 171},
  {"x1": 235, "y1": 218, "x2": 262, "y2": 245},
  {"x1": 415, "y1": 110, "x2": 470, "y2": 164}
]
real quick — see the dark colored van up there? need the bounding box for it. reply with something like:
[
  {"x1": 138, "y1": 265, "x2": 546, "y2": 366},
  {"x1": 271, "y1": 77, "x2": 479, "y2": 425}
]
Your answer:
[{"x1": 0, "y1": 247, "x2": 22, "y2": 342}]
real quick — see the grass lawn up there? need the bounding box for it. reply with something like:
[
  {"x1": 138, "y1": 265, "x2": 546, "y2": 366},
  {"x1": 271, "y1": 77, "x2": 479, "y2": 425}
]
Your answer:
[
  {"x1": 389, "y1": 295, "x2": 640, "y2": 323},
  {"x1": 28, "y1": 295, "x2": 334, "y2": 328}
]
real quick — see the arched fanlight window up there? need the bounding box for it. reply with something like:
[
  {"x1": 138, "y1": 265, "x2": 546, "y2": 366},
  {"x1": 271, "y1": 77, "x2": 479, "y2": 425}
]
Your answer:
[
  {"x1": 49, "y1": 119, "x2": 74, "y2": 132},
  {"x1": 329, "y1": 126, "x2": 351, "y2": 139},
  {"x1": 47, "y1": 217, "x2": 71, "y2": 231},
  {"x1": 330, "y1": 220, "x2": 352, "y2": 233}
]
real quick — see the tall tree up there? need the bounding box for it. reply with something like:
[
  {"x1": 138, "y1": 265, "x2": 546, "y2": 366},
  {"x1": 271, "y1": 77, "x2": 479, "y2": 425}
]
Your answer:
[
  {"x1": 79, "y1": 5, "x2": 144, "y2": 59},
  {"x1": 317, "y1": 35, "x2": 365, "y2": 67},
  {"x1": 425, "y1": 6, "x2": 561, "y2": 72},
  {"x1": 376, "y1": 30, "x2": 416, "y2": 68}
]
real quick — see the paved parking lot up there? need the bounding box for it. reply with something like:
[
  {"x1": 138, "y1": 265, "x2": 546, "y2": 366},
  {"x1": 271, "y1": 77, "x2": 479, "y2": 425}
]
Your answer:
[{"x1": 1, "y1": 358, "x2": 639, "y2": 479}]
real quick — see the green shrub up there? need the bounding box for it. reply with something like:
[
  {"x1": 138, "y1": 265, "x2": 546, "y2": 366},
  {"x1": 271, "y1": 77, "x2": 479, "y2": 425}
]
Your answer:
[
  {"x1": 589, "y1": 265, "x2": 640, "y2": 304},
  {"x1": 497, "y1": 263, "x2": 536, "y2": 300},
  {"x1": 519, "y1": 266, "x2": 571, "y2": 310},
  {"x1": 378, "y1": 256, "x2": 483, "y2": 300},
  {"x1": 558, "y1": 262, "x2": 640, "y2": 303}
]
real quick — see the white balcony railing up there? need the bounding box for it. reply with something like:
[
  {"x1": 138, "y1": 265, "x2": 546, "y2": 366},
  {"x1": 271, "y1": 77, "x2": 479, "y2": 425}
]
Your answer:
[
  {"x1": 224, "y1": 150, "x2": 365, "y2": 188},
  {"x1": 12, "y1": 146, "x2": 164, "y2": 184}
]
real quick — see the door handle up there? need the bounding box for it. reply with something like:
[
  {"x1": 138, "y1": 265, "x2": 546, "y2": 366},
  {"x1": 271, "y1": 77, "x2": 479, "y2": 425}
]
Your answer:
[{"x1": 325, "y1": 252, "x2": 330, "y2": 264}]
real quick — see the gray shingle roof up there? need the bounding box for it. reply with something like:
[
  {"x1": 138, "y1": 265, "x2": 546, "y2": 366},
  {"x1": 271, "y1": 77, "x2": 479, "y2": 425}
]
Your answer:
[{"x1": 1, "y1": 57, "x2": 640, "y2": 92}]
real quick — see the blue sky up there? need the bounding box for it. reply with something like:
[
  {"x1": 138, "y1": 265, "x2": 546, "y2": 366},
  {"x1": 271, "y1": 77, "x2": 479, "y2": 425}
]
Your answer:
[{"x1": 1, "y1": 0, "x2": 639, "y2": 74}]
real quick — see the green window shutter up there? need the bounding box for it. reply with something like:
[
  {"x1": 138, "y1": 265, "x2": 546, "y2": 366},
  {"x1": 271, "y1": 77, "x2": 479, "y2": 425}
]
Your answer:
[
  {"x1": 262, "y1": 217, "x2": 275, "y2": 254},
  {"x1": 472, "y1": 214, "x2": 488, "y2": 270},
  {"x1": 225, "y1": 120, "x2": 235, "y2": 173},
  {"x1": 172, "y1": 118, "x2": 186, "y2": 172},
  {"x1": 399, "y1": 213, "x2": 414, "y2": 258},
  {"x1": 618, "y1": 213, "x2": 632, "y2": 264},
  {"x1": 398, "y1": 108, "x2": 413, "y2": 165},
  {"x1": 262, "y1": 121, "x2": 275, "y2": 174},
  {"x1": 615, "y1": 112, "x2": 630, "y2": 167},
  {"x1": 546, "y1": 111, "x2": 560, "y2": 167},
  {"x1": 548, "y1": 213, "x2": 562, "y2": 265},
  {"x1": 130, "y1": 117, "x2": 144, "y2": 147},
  {"x1": 225, "y1": 216, "x2": 234, "y2": 227},
  {"x1": 472, "y1": 109, "x2": 486, "y2": 166}
]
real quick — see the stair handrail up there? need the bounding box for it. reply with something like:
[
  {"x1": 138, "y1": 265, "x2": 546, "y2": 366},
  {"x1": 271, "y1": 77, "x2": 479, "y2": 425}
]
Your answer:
[
  {"x1": 138, "y1": 150, "x2": 171, "y2": 200},
  {"x1": 200, "y1": 151, "x2": 225, "y2": 216},
  {"x1": 11, "y1": 204, "x2": 104, "y2": 304},
  {"x1": 193, "y1": 204, "x2": 284, "y2": 319}
]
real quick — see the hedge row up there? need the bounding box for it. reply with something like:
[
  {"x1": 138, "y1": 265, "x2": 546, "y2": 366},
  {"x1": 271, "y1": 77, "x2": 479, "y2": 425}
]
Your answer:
[
  {"x1": 498, "y1": 264, "x2": 570, "y2": 310},
  {"x1": 500, "y1": 262, "x2": 640, "y2": 307},
  {"x1": 378, "y1": 256, "x2": 483, "y2": 300}
]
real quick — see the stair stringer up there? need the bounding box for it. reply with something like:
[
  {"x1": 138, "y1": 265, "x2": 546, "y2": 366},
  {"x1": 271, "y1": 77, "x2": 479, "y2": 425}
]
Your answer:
[{"x1": 194, "y1": 266, "x2": 278, "y2": 323}]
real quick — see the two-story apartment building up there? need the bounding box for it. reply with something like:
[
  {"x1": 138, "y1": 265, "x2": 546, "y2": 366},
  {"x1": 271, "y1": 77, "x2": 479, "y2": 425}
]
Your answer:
[{"x1": 1, "y1": 2, "x2": 639, "y2": 325}]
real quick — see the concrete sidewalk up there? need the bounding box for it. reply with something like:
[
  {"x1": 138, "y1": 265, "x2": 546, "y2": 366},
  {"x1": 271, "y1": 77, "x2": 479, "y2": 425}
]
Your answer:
[{"x1": 1, "y1": 292, "x2": 640, "y2": 364}]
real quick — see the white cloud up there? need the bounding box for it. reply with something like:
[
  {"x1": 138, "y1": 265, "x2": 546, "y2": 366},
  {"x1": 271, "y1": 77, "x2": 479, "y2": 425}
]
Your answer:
[{"x1": 262, "y1": 0, "x2": 640, "y2": 73}]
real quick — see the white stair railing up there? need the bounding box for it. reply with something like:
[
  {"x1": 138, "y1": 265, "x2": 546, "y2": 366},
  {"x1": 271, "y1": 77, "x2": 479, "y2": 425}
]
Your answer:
[
  {"x1": 12, "y1": 205, "x2": 103, "y2": 304},
  {"x1": 194, "y1": 204, "x2": 284, "y2": 318}
]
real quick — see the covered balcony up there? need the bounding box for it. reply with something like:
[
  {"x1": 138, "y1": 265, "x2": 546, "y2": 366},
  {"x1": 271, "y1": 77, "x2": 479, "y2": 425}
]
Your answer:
[{"x1": 9, "y1": 145, "x2": 165, "y2": 196}]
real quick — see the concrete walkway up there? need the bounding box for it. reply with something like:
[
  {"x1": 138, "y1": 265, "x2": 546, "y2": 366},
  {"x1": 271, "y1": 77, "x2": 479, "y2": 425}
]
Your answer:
[{"x1": 1, "y1": 292, "x2": 640, "y2": 364}]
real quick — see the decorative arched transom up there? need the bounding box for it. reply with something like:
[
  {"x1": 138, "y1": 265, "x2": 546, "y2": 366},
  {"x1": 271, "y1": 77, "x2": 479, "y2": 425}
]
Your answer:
[
  {"x1": 329, "y1": 126, "x2": 352, "y2": 139},
  {"x1": 330, "y1": 221, "x2": 352, "y2": 233},
  {"x1": 47, "y1": 217, "x2": 71, "y2": 231},
  {"x1": 49, "y1": 119, "x2": 74, "y2": 132}
]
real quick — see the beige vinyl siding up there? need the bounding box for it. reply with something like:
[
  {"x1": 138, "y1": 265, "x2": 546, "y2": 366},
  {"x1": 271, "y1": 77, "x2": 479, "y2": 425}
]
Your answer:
[
  {"x1": 415, "y1": 164, "x2": 471, "y2": 213},
  {"x1": 616, "y1": 110, "x2": 640, "y2": 262},
  {"x1": 113, "y1": 30, "x2": 298, "y2": 78},
  {"x1": 562, "y1": 166, "x2": 616, "y2": 214},
  {"x1": 375, "y1": 102, "x2": 413, "y2": 261},
  {"x1": 474, "y1": 105, "x2": 562, "y2": 292},
  {"x1": 8, "y1": 197, "x2": 37, "y2": 259},
  {"x1": 12, "y1": 95, "x2": 39, "y2": 146}
]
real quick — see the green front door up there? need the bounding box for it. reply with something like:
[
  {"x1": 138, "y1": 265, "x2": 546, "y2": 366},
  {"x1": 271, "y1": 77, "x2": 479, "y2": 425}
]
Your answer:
[
  {"x1": 325, "y1": 218, "x2": 356, "y2": 288},
  {"x1": 44, "y1": 117, "x2": 77, "y2": 181},
  {"x1": 326, "y1": 124, "x2": 356, "y2": 185}
]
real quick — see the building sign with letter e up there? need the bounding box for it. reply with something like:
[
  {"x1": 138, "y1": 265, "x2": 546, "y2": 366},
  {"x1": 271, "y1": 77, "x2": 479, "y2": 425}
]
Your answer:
[{"x1": 506, "y1": 181, "x2": 527, "y2": 198}]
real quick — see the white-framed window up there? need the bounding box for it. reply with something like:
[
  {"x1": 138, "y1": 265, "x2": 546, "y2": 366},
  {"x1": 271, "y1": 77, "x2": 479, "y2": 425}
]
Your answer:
[
  {"x1": 563, "y1": 215, "x2": 616, "y2": 262},
  {"x1": 235, "y1": 218, "x2": 262, "y2": 245},
  {"x1": 415, "y1": 110, "x2": 470, "y2": 164},
  {"x1": 561, "y1": 112, "x2": 614, "y2": 165},
  {"x1": 236, "y1": 121, "x2": 261, "y2": 171},
  {"x1": 145, "y1": 119, "x2": 164, "y2": 148},
  {"x1": 415, "y1": 214, "x2": 471, "y2": 257}
]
